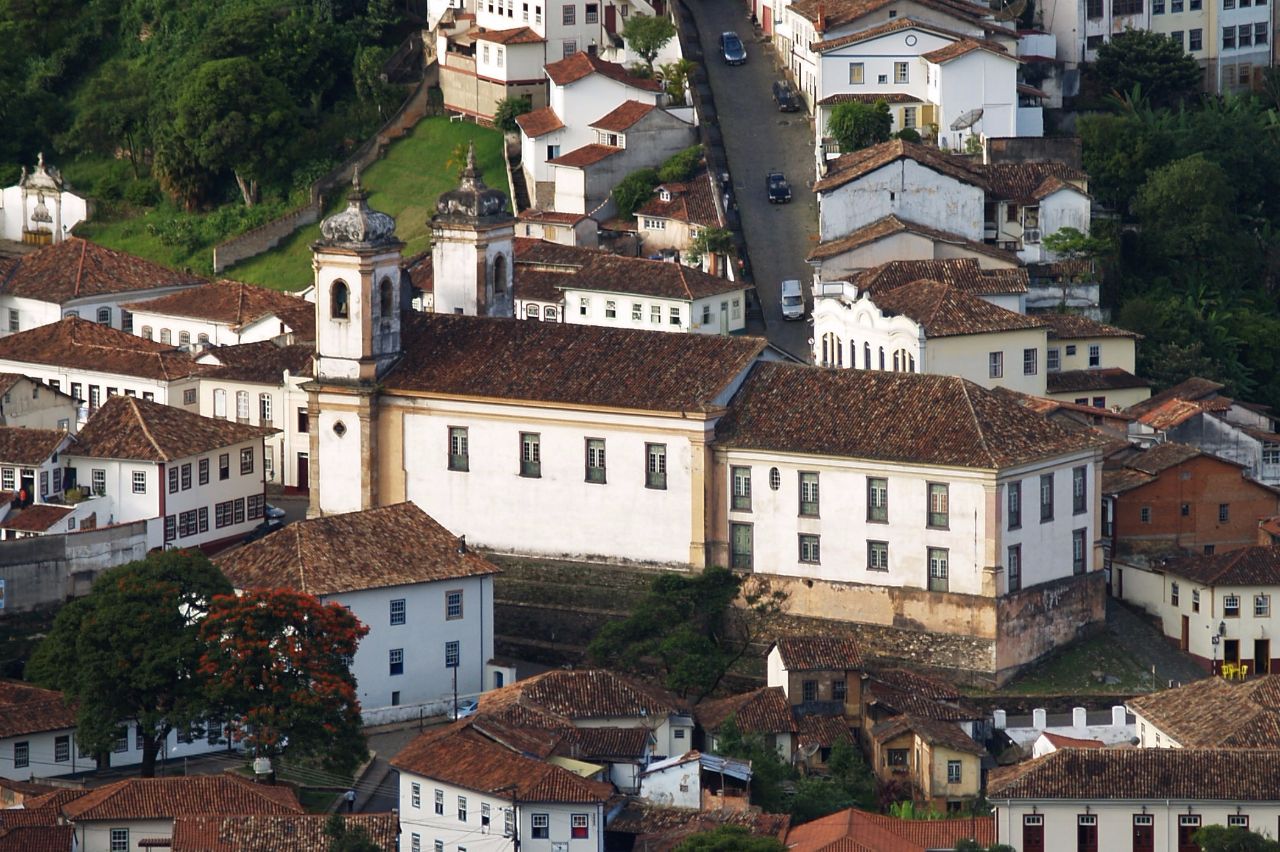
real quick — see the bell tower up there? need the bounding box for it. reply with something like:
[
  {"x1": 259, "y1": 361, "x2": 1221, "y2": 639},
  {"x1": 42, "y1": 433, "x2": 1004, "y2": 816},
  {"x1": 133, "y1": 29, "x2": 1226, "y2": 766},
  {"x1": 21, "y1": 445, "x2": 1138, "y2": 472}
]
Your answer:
[
  {"x1": 312, "y1": 170, "x2": 406, "y2": 382},
  {"x1": 431, "y1": 142, "x2": 515, "y2": 317}
]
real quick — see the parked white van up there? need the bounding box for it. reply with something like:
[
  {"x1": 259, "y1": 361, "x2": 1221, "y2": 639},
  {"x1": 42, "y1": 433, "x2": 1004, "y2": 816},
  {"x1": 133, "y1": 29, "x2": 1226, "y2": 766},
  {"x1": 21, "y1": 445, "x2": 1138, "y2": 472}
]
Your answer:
[{"x1": 780, "y1": 279, "x2": 805, "y2": 320}]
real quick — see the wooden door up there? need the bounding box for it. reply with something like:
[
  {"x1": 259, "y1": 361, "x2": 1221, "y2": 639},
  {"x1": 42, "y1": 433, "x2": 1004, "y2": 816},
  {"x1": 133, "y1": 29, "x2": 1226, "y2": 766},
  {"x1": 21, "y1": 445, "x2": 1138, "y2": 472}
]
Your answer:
[
  {"x1": 604, "y1": 3, "x2": 615, "y2": 33},
  {"x1": 763, "y1": 6, "x2": 773, "y2": 34},
  {"x1": 1257, "y1": 639, "x2": 1271, "y2": 674},
  {"x1": 1181, "y1": 615, "x2": 1190, "y2": 651},
  {"x1": 297, "y1": 452, "x2": 309, "y2": 492},
  {"x1": 1023, "y1": 816, "x2": 1045, "y2": 852},
  {"x1": 1225, "y1": 639, "x2": 1240, "y2": 664},
  {"x1": 1133, "y1": 816, "x2": 1154, "y2": 852}
]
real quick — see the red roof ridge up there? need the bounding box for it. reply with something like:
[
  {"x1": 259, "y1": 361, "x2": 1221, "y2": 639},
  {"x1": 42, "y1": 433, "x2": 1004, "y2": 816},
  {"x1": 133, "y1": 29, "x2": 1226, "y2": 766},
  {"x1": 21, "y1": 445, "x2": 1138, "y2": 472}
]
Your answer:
[{"x1": 125, "y1": 396, "x2": 166, "y2": 460}]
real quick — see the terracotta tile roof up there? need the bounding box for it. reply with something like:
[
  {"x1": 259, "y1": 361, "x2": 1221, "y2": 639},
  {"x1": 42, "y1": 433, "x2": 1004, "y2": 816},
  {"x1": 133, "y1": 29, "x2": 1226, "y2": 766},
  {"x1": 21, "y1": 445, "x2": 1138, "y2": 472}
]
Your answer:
[
  {"x1": 719, "y1": 362, "x2": 1101, "y2": 469},
  {"x1": 171, "y1": 813, "x2": 399, "y2": 852},
  {"x1": 0, "y1": 428, "x2": 67, "y2": 465},
  {"x1": 775, "y1": 635, "x2": 865, "y2": 671},
  {"x1": 543, "y1": 51, "x2": 663, "y2": 91},
  {"x1": 217, "y1": 502, "x2": 499, "y2": 596},
  {"x1": 871, "y1": 714, "x2": 985, "y2": 754},
  {"x1": 392, "y1": 723, "x2": 615, "y2": 803},
  {"x1": 517, "y1": 237, "x2": 740, "y2": 299},
  {"x1": 798, "y1": 714, "x2": 856, "y2": 749},
  {"x1": 548, "y1": 144, "x2": 622, "y2": 168},
  {"x1": 515, "y1": 106, "x2": 565, "y2": 138},
  {"x1": 871, "y1": 279, "x2": 1044, "y2": 337},
  {"x1": 997, "y1": 389, "x2": 1137, "y2": 424},
  {"x1": 857, "y1": 258, "x2": 1028, "y2": 297},
  {"x1": 636, "y1": 170, "x2": 722, "y2": 229},
  {"x1": 1127, "y1": 678, "x2": 1280, "y2": 750},
  {"x1": 517, "y1": 208, "x2": 589, "y2": 225},
  {"x1": 21, "y1": 789, "x2": 89, "y2": 813},
  {"x1": 988, "y1": 747, "x2": 1280, "y2": 800},
  {"x1": 1133, "y1": 396, "x2": 1230, "y2": 431},
  {"x1": 806, "y1": 215, "x2": 1018, "y2": 265},
  {"x1": 473, "y1": 25, "x2": 544, "y2": 43},
  {"x1": 1037, "y1": 312, "x2": 1138, "y2": 340},
  {"x1": 480, "y1": 668, "x2": 685, "y2": 721},
  {"x1": 865, "y1": 669, "x2": 981, "y2": 721},
  {"x1": 0, "y1": 316, "x2": 207, "y2": 381},
  {"x1": 1040, "y1": 731, "x2": 1103, "y2": 749},
  {"x1": 1047, "y1": 368, "x2": 1149, "y2": 394},
  {"x1": 0, "y1": 504, "x2": 73, "y2": 532},
  {"x1": 1125, "y1": 377, "x2": 1224, "y2": 419},
  {"x1": 0, "y1": 237, "x2": 203, "y2": 303},
  {"x1": 71, "y1": 395, "x2": 274, "y2": 462},
  {"x1": 0, "y1": 778, "x2": 60, "y2": 800},
  {"x1": 815, "y1": 140, "x2": 986, "y2": 194},
  {"x1": 811, "y1": 17, "x2": 968, "y2": 51},
  {"x1": 514, "y1": 269, "x2": 570, "y2": 303},
  {"x1": 0, "y1": 825, "x2": 73, "y2": 852},
  {"x1": 791, "y1": 0, "x2": 997, "y2": 30},
  {"x1": 385, "y1": 313, "x2": 765, "y2": 413},
  {"x1": 125, "y1": 279, "x2": 314, "y2": 339},
  {"x1": 0, "y1": 680, "x2": 77, "y2": 738},
  {"x1": 982, "y1": 162, "x2": 1087, "y2": 203},
  {"x1": 696, "y1": 687, "x2": 796, "y2": 735},
  {"x1": 62, "y1": 774, "x2": 303, "y2": 822},
  {"x1": 608, "y1": 802, "x2": 790, "y2": 850},
  {"x1": 815, "y1": 92, "x2": 923, "y2": 105},
  {"x1": 591, "y1": 100, "x2": 658, "y2": 132},
  {"x1": 785, "y1": 808, "x2": 994, "y2": 852},
  {"x1": 556, "y1": 726, "x2": 653, "y2": 761},
  {"x1": 405, "y1": 251, "x2": 432, "y2": 295},
  {"x1": 195, "y1": 341, "x2": 314, "y2": 384},
  {"x1": 1161, "y1": 546, "x2": 1280, "y2": 588},
  {"x1": 922, "y1": 37, "x2": 1011, "y2": 63}
]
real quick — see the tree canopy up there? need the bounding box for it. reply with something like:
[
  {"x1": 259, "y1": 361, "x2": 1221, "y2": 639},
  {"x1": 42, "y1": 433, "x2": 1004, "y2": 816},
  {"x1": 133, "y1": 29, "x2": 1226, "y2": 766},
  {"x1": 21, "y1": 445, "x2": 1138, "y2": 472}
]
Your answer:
[
  {"x1": 1192, "y1": 825, "x2": 1280, "y2": 852},
  {"x1": 622, "y1": 14, "x2": 677, "y2": 72},
  {"x1": 27, "y1": 550, "x2": 233, "y2": 777},
  {"x1": 493, "y1": 95, "x2": 533, "y2": 134},
  {"x1": 1092, "y1": 29, "x2": 1203, "y2": 109},
  {"x1": 827, "y1": 100, "x2": 892, "y2": 152},
  {"x1": 587, "y1": 567, "x2": 785, "y2": 702},
  {"x1": 674, "y1": 825, "x2": 786, "y2": 851},
  {"x1": 199, "y1": 588, "x2": 369, "y2": 776}
]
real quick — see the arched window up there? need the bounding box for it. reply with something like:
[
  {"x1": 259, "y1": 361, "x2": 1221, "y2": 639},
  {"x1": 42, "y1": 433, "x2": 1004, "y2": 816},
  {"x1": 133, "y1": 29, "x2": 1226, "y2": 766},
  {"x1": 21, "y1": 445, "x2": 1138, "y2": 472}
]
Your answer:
[
  {"x1": 160, "y1": 329, "x2": 172, "y2": 345},
  {"x1": 544, "y1": 306, "x2": 558, "y2": 321},
  {"x1": 849, "y1": 339, "x2": 857, "y2": 368},
  {"x1": 213, "y1": 389, "x2": 227, "y2": 419},
  {"x1": 863, "y1": 342, "x2": 871, "y2": 370},
  {"x1": 96, "y1": 307, "x2": 111, "y2": 325},
  {"x1": 525, "y1": 305, "x2": 540, "y2": 320},
  {"x1": 492, "y1": 255, "x2": 508, "y2": 295},
  {"x1": 379, "y1": 277, "x2": 394, "y2": 317},
  {"x1": 235, "y1": 391, "x2": 250, "y2": 422},
  {"x1": 879, "y1": 347, "x2": 886, "y2": 370},
  {"x1": 197, "y1": 333, "x2": 209, "y2": 344},
  {"x1": 893, "y1": 350, "x2": 901, "y2": 372},
  {"x1": 141, "y1": 326, "x2": 153, "y2": 341},
  {"x1": 331, "y1": 280, "x2": 350, "y2": 319},
  {"x1": 178, "y1": 331, "x2": 191, "y2": 348}
]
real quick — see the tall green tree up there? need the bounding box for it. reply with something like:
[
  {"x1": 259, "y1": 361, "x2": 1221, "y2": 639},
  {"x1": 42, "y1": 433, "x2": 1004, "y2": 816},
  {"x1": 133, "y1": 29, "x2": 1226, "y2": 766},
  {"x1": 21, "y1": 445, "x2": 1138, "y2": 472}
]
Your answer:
[
  {"x1": 492, "y1": 94, "x2": 533, "y2": 133},
  {"x1": 27, "y1": 550, "x2": 233, "y2": 777},
  {"x1": 827, "y1": 100, "x2": 892, "y2": 152},
  {"x1": 172, "y1": 56, "x2": 299, "y2": 207},
  {"x1": 1092, "y1": 29, "x2": 1203, "y2": 108},
  {"x1": 587, "y1": 568, "x2": 785, "y2": 702},
  {"x1": 61, "y1": 58, "x2": 152, "y2": 176},
  {"x1": 622, "y1": 13, "x2": 677, "y2": 73},
  {"x1": 198, "y1": 588, "x2": 369, "y2": 776},
  {"x1": 1193, "y1": 825, "x2": 1280, "y2": 852}
]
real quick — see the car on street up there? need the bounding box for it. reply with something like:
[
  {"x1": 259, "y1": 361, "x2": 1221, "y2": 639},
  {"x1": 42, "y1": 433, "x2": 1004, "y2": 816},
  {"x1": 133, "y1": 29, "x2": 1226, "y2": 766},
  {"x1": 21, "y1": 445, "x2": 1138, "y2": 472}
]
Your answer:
[
  {"x1": 265, "y1": 504, "x2": 287, "y2": 520},
  {"x1": 766, "y1": 171, "x2": 792, "y2": 203},
  {"x1": 243, "y1": 518, "x2": 283, "y2": 544},
  {"x1": 780, "y1": 279, "x2": 805, "y2": 321},
  {"x1": 772, "y1": 80, "x2": 801, "y2": 112},
  {"x1": 450, "y1": 698, "x2": 479, "y2": 720},
  {"x1": 720, "y1": 31, "x2": 747, "y2": 64}
]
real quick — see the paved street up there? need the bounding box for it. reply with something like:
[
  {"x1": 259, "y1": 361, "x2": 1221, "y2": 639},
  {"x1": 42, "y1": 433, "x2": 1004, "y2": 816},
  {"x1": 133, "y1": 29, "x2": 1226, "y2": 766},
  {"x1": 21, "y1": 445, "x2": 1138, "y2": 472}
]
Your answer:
[{"x1": 687, "y1": 0, "x2": 819, "y2": 359}]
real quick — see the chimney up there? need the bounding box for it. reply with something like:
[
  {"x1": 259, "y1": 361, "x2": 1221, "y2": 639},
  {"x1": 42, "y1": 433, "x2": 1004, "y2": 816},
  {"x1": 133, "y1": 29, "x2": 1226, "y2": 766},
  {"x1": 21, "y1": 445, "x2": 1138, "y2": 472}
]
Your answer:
[
  {"x1": 1112, "y1": 705, "x2": 1127, "y2": 727},
  {"x1": 1072, "y1": 707, "x2": 1087, "y2": 729},
  {"x1": 993, "y1": 709, "x2": 1007, "y2": 730},
  {"x1": 1032, "y1": 708, "x2": 1046, "y2": 730},
  {"x1": 457, "y1": 535, "x2": 467, "y2": 554},
  {"x1": 817, "y1": 1, "x2": 827, "y2": 32}
]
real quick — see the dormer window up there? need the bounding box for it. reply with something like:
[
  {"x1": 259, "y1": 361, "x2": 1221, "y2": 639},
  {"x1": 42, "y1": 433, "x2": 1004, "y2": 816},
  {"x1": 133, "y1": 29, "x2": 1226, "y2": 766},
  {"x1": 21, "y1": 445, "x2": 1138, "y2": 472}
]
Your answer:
[
  {"x1": 659, "y1": 189, "x2": 672, "y2": 202},
  {"x1": 331, "y1": 280, "x2": 350, "y2": 319}
]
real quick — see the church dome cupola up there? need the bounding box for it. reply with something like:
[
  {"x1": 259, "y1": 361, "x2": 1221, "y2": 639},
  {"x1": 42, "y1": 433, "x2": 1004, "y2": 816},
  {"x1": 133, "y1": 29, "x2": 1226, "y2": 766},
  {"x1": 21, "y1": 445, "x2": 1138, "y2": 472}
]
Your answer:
[
  {"x1": 318, "y1": 168, "x2": 398, "y2": 248},
  {"x1": 433, "y1": 142, "x2": 511, "y2": 225}
]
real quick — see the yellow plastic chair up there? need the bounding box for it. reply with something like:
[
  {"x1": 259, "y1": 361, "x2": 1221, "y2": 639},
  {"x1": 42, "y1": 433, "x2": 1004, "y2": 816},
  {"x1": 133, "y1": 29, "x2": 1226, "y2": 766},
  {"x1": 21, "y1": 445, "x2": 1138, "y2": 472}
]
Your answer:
[
  {"x1": 1222, "y1": 662, "x2": 1238, "y2": 680},
  {"x1": 1239, "y1": 663, "x2": 1250, "y2": 681}
]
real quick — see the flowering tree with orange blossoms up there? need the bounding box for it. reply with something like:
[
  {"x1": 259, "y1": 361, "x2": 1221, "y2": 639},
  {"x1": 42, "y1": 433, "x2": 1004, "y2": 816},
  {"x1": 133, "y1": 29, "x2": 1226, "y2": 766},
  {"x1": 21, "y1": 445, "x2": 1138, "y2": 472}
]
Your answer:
[{"x1": 198, "y1": 588, "x2": 369, "y2": 776}]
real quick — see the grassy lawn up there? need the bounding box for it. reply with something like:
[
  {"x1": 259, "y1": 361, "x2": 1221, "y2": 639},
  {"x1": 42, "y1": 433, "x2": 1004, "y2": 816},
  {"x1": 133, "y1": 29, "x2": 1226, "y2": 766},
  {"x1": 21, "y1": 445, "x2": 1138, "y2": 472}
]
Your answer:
[
  {"x1": 993, "y1": 634, "x2": 1160, "y2": 696},
  {"x1": 225, "y1": 118, "x2": 506, "y2": 291}
]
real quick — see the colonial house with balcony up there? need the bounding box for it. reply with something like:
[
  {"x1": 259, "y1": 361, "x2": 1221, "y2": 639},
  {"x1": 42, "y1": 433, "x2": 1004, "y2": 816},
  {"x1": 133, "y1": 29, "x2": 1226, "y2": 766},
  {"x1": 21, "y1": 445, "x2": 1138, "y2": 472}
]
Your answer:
[
  {"x1": 710, "y1": 363, "x2": 1106, "y2": 686},
  {"x1": 1112, "y1": 545, "x2": 1280, "y2": 675},
  {"x1": 1103, "y1": 441, "x2": 1279, "y2": 560},
  {"x1": 0, "y1": 237, "x2": 202, "y2": 336},
  {"x1": 988, "y1": 748, "x2": 1280, "y2": 852},
  {"x1": 64, "y1": 395, "x2": 274, "y2": 550},
  {"x1": 122, "y1": 278, "x2": 314, "y2": 348},
  {"x1": 216, "y1": 502, "x2": 500, "y2": 722}
]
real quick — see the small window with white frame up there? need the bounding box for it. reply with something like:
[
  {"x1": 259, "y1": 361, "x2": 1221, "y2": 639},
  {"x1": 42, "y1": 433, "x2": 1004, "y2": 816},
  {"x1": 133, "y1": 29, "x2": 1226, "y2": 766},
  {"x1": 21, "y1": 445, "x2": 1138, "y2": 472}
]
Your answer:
[
  {"x1": 390, "y1": 598, "x2": 406, "y2": 625},
  {"x1": 132, "y1": 471, "x2": 147, "y2": 494},
  {"x1": 1256, "y1": 594, "x2": 1270, "y2": 617},
  {"x1": 1224, "y1": 594, "x2": 1241, "y2": 617},
  {"x1": 446, "y1": 590, "x2": 463, "y2": 620},
  {"x1": 1228, "y1": 814, "x2": 1249, "y2": 828}
]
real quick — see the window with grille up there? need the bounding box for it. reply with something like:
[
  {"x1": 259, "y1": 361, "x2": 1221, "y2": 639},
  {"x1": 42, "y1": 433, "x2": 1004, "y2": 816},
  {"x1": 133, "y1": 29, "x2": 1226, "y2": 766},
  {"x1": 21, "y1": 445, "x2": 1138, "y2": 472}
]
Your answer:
[
  {"x1": 1040, "y1": 473, "x2": 1054, "y2": 522},
  {"x1": 169, "y1": 466, "x2": 180, "y2": 493},
  {"x1": 449, "y1": 427, "x2": 469, "y2": 471},
  {"x1": 927, "y1": 483, "x2": 949, "y2": 528},
  {"x1": 1023, "y1": 348, "x2": 1038, "y2": 375},
  {"x1": 132, "y1": 471, "x2": 147, "y2": 494},
  {"x1": 1008, "y1": 481, "x2": 1022, "y2": 528},
  {"x1": 1008, "y1": 544, "x2": 1022, "y2": 592},
  {"x1": 181, "y1": 463, "x2": 192, "y2": 491},
  {"x1": 572, "y1": 814, "x2": 589, "y2": 839},
  {"x1": 55, "y1": 735, "x2": 70, "y2": 762},
  {"x1": 1047, "y1": 348, "x2": 1060, "y2": 372},
  {"x1": 111, "y1": 829, "x2": 129, "y2": 852},
  {"x1": 646, "y1": 443, "x2": 667, "y2": 490},
  {"x1": 799, "y1": 471, "x2": 819, "y2": 516},
  {"x1": 868, "y1": 541, "x2": 889, "y2": 571},
  {"x1": 1224, "y1": 594, "x2": 1241, "y2": 617},
  {"x1": 391, "y1": 599, "x2": 406, "y2": 625},
  {"x1": 732, "y1": 466, "x2": 752, "y2": 511},
  {"x1": 532, "y1": 814, "x2": 550, "y2": 838},
  {"x1": 586, "y1": 438, "x2": 606, "y2": 483},
  {"x1": 446, "y1": 591, "x2": 463, "y2": 620},
  {"x1": 894, "y1": 61, "x2": 909, "y2": 83},
  {"x1": 947, "y1": 760, "x2": 962, "y2": 783},
  {"x1": 199, "y1": 458, "x2": 209, "y2": 485},
  {"x1": 445, "y1": 640, "x2": 460, "y2": 668},
  {"x1": 632, "y1": 303, "x2": 643, "y2": 321},
  {"x1": 13, "y1": 742, "x2": 28, "y2": 768},
  {"x1": 435, "y1": 789, "x2": 444, "y2": 815},
  {"x1": 769, "y1": 467, "x2": 781, "y2": 490},
  {"x1": 520, "y1": 432, "x2": 540, "y2": 477},
  {"x1": 458, "y1": 795, "x2": 467, "y2": 821},
  {"x1": 165, "y1": 515, "x2": 176, "y2": 541},
  {"x1": 928, "y1": 548, "x2": 949, "y2": 592},
  {"x1": 1073, "y1": 466, "x2": 1087, "y2": 514},
  {"x1": 799, "y1": 534, "x2": 820, "y2": 564},
  {"x1": 1219, "y1": 503, "x2": 1230, "y2": 522},
  {"x1": 259, "y1": 394, "x2": 272, "y2": 426},
  {"x1": 240, "y1": 447, "x2": 253, "y2": 475},
  {"x1": 92, "y1": 468, "x2": 106, "y2": 496},
  {"x1": 1073, "y1": 529, "x2": 1087, "y2": 574},
  {"x1": 868, "y1": 477, "x2": 888, "y2": 522},
  {"x1": 389, "y1": 648, "x2": 404, "y2": 675},
  {"x1": 989, "y1": 351, "x2": 1003, "y2": 378},
  {"x1": 1256, "y1": 595, "x2": 1270, "y2": 617}
]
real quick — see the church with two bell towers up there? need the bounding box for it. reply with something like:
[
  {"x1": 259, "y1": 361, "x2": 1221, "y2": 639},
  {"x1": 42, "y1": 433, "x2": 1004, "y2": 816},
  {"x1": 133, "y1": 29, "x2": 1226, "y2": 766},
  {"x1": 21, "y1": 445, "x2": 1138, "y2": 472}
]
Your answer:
[{"x1": 303, "y1": 147, "x2": 768, "y2": 568}]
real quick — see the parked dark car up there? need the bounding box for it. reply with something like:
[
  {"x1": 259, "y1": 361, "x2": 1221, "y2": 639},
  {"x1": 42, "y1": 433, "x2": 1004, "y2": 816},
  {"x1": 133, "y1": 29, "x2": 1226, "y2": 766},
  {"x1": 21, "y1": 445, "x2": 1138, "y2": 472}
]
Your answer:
[
  {"x1": 766, "y1": 171, "x2": 792, "y2": 203},
  {"x1": 720, "y1": 31, "x2": 747, "y2": 64},
  {"x1": 772, "y1": 79, "x2": 801, "y2": 112},
  {"x1": 243, "y1": 518, "x2": 283, "y2": 544}
]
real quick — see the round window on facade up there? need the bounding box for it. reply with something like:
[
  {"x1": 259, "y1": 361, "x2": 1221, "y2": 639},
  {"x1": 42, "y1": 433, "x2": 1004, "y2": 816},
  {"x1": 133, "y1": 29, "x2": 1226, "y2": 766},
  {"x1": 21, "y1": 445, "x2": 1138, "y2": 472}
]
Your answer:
[
  {"x1": 769, "y1": 467, "x2": 781, "y2": 490},
  {"x1": 905, "y1": 34, "x2": 918, "y2": 46},
  {"x1": 333, "y1": 420, "x2": 347, "y2": 437}
]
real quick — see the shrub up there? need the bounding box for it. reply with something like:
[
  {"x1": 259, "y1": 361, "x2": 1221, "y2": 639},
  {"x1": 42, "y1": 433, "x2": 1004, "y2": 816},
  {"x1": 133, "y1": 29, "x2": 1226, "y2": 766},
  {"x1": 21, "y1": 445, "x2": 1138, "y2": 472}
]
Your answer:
[
  {"x1": 658, "y1": 146, "x2": 703, "y2": 184},
  {"x1": 612, "y1": 168, "x2": 661, "y2": 219},
  {"x1": 894, "y1": 128, "x2": 922, "y2": 143},
  {"x1": 123, "y1": 178, "x2": 159, "y2": 207}
]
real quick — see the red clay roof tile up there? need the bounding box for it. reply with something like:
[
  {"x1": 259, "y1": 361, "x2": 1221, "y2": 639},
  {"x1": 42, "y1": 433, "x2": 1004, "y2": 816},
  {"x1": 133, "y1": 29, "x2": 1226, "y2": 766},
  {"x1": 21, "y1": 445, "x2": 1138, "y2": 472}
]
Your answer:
[
  {"x1": 543, "y1": 52, "x2": 663, "y2": 91},
  {"x1": 71, "y1": 395, "x2": 274, "y2": 462},
  {"x1": 61, "y1": 774, "x2": 302, "y2": 822},
  {"x1": 0, "y1": 238, "x2": 203, "y2": 303}
]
